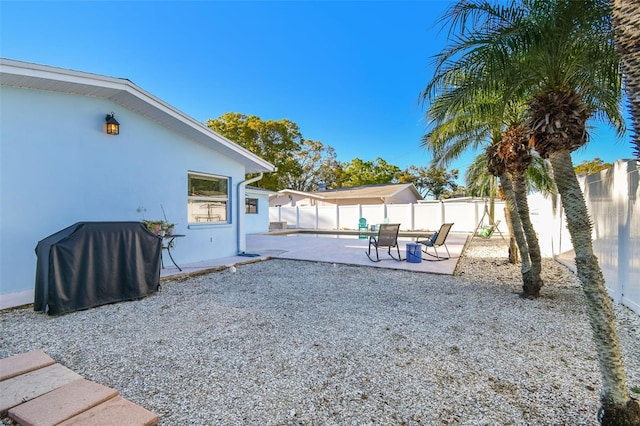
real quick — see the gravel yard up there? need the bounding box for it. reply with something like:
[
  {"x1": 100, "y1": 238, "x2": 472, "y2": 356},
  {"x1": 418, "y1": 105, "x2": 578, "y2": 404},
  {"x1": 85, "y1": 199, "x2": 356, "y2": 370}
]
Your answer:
[{"x1": 1, "y1": 237, "x2": 639, "y2": 425}]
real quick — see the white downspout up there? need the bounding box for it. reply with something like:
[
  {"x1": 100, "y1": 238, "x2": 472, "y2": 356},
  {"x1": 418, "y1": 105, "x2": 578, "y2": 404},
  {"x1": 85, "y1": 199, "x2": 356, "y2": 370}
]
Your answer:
[{"x1": 237, "y1": 173, "x2": 264, "y2": 254}]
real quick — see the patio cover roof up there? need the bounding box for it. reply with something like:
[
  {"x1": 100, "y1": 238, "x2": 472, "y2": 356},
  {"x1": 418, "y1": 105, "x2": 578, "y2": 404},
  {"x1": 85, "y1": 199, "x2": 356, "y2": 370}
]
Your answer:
[{"x1": 0, "y1": 58, "x2": 276, "y2": 174}]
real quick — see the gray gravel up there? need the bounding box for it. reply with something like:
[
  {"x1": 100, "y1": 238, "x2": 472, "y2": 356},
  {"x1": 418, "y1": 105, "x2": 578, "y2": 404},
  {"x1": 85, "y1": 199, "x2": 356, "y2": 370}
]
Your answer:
[{"x1": 1, "y1": 237, "x2": 639, "y2": 425}]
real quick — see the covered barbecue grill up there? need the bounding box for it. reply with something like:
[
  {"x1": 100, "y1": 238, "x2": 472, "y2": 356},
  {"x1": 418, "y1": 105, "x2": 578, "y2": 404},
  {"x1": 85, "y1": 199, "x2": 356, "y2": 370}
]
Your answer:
[{"x1": 35, "y1": 222, "x2": 162, "y2": 315}]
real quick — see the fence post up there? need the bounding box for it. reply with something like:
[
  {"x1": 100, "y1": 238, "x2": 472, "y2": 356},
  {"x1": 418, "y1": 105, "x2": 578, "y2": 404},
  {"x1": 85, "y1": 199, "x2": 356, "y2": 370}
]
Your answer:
[{"x1": 409, "y1": 203, "x2": 414, "y2": 230}]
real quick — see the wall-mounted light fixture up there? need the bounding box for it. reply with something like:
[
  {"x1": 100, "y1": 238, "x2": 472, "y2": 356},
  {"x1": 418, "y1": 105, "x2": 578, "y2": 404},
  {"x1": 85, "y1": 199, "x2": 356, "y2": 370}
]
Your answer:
[{"x1": 105, "y1": 112, "x2": 120, "y2": 135}]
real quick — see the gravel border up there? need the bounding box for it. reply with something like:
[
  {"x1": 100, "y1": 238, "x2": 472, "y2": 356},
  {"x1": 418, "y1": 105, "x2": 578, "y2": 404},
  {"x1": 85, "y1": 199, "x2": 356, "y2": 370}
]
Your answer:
[{"x1": 1, "y1": 237, "x2": 639, "y2": 425}]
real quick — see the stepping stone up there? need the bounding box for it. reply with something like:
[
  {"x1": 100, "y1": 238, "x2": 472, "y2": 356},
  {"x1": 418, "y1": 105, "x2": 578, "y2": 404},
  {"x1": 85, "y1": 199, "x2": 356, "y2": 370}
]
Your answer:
[
  {"x1": 0, "y1": 363, "x2": 81, "y2": 413},
  {"x1": 9, "y1": 378, "x2": 118, "y2": 426},
  {"x1": 0, "y1": 350, "x2": 56, "y2": 381},
  {"x1": 58, "y1": 396, "x2": 159, "y2": 426}
]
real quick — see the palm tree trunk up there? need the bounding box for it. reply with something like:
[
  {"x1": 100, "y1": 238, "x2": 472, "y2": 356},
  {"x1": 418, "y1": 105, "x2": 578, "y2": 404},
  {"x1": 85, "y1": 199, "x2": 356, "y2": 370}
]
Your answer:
[
  {"x1": 511, "y1": 170, "x2": 544, "y2": 297},
  {"x1": 613, "y1": 0, "x2": 640, "y2": 159},
  {"x1": 504, "y1": 205, "x2": 520, "y2": 264},
  {"x1": 548, "y1": 150, "x2": 640, "y2": 425},
  {"x1": 500, "y1": 173, "x2": 530, "y2": 275}
]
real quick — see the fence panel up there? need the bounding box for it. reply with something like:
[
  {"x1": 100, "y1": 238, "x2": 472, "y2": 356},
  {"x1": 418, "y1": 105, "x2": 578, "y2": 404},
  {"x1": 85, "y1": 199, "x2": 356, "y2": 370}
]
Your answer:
[
  {"x1": 361, "y1": 205, "x2": 387, "y2": 227},
  {"x1": 442, "y1": 202, "x2": 480, "y2": 231},
  {"x1": 582, "y1": 160, "x2": 639, "y2": 314},
  {"x1": 317, "y1": 206, "x2": 337, "y2": 229},
  {"x1": 386, "y1": 204, "x2": 413, "y2": 230},
  {"x1": 297, "y1": 206, "x2": 317, "y2": 229},
  {"x1": 279, "y1": 207, "x2": 298, "y2": 228},
  {"x1": 414, "y1": 203, "x2": 443, "y2": 231},
  {"x1": 338, "y1": 205, "x2": 361, "y2": 230}
]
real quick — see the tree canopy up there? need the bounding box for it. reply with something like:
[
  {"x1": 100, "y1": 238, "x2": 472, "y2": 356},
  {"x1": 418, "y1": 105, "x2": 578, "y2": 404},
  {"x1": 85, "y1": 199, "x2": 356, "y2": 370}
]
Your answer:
[
  {"x1": 207, "y1": 112, "x2": 462, "y2": 197},
  {"x1": 574, "y1": 157, "x2": 613, "y2": 175}
]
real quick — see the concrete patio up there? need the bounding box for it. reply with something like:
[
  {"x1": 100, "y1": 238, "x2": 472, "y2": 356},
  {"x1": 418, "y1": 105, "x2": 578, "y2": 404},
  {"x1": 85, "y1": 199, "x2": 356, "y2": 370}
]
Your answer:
[{"x1": 160, "y1": 231, "x2": 470, "y2": 281}]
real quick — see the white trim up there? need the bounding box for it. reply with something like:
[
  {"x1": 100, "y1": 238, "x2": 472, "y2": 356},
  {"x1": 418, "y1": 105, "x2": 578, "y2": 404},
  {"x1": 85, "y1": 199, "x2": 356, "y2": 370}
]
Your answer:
[{"x1": 0, "y1": 290, "x2": 33, "y2": 311}]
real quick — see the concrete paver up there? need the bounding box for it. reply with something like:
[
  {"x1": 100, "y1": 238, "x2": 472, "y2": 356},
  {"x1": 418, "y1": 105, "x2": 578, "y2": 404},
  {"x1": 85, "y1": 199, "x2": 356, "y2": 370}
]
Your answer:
[
  {"x1": 0, "y1": 364, "x2": 81, "y2": 413},
  {"x1": 9, "y1": 378, "x2": 118, "y2": 426},
  {"x1": 0, "y1": 350, "x2": 55, "y2": 381},
  {"x1": 58, "y1": 396, "x2": 159, "y2": 426}
]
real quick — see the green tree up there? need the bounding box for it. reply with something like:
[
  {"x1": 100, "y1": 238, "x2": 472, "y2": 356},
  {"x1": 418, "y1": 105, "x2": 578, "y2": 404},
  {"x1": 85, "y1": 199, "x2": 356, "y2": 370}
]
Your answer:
[
  {"x1": 401, "y1": 165, "x2": 459, "y2": 200},
  {"x1": 574, "y1": 157, "x2": 613, "y2": 175},
  {"x1": 206, "y1": 113, "x2": 302, "y2": 190},
  {"x1": 440, "y1": 0, "x2": 638, "y2": 422},
  {"x1": 464, "y1": 153, "x2": 499, "y2": 198},
  {"x1": 339, "y1": 157, "x2": 401, "y2": 187},
  {"x1": 207, "y1": 113, "x2": 343, "y2": 192},
  {"x1": 283, "y1": 140, "x2": 341, "y2": 192}
]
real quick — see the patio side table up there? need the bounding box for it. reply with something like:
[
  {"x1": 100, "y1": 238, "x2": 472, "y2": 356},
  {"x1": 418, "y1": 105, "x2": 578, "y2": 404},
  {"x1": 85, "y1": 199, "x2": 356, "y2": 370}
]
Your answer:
[{"x1": 161, "y1": 234, "x2": 185, "y2": 271}]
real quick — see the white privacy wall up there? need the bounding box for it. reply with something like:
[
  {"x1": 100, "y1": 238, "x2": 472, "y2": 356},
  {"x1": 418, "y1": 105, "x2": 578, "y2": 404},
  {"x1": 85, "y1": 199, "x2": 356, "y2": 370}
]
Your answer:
[
  {"x1": 0, "y1": 87, "x2": 247, "y2": 308},
  {"x1": 270, "y1": 199, "x2": 508, "y2": 234},
  {"x1": 581, "y1": 160, "x2": 639, "y2": 314}
]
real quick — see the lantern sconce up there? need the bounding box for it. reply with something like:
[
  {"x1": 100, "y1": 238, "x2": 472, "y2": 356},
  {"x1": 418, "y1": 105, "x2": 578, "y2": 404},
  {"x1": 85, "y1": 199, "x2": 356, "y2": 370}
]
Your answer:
[{"x1": 105, "y1": 112, "x2": 120, "y2": 135}]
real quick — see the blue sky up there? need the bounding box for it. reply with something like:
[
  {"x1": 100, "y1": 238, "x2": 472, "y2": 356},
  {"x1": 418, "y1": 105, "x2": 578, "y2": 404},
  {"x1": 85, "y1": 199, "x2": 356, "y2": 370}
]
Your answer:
[{"x1": 1, "y1": 0, "x2": 633, "y2": 184}]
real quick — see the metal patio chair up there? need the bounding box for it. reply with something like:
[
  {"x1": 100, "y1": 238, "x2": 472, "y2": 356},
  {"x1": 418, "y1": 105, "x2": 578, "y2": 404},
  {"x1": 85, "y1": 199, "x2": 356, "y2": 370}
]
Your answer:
[
  {"x1": 416, "y1": 223, "x2": 454, "y2": 260},
  {"x1": 365, "y1": 223, "x2": 402, "y2": 262}
]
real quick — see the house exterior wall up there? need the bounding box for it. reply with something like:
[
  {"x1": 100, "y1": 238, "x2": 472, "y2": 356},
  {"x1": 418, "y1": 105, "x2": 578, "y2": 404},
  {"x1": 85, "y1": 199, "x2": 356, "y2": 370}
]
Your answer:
[
  {"x1": 315, "y1": 193, "x2": 420, "y2": 206},
  {"x1": 270, "y1": 193, "x2": 311, "y2": 207},
  {"x1": 244, "y1": 189, "x2": 271, "y2": 234},
  {"x1": 317, "y1": 197, "x2": 383, "y2": 206},
  {"x1": 0, "y1": 86, "x2": 247, "y2": 308},
  {"x1": 386, "y1": 192, "x2": 420, "y2": 204}
]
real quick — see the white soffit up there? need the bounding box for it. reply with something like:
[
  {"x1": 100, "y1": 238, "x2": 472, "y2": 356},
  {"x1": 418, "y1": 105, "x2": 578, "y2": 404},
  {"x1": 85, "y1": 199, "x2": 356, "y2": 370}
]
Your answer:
[{"x1": 0, "y1": 58, "x2": 275, "y2": 174}]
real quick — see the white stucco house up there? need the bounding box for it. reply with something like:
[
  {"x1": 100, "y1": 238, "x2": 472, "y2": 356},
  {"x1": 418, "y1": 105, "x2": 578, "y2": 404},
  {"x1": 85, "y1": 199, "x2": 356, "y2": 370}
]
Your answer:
[{"x1": 0, "y1": 58, "x2": 276, "y2": 310}]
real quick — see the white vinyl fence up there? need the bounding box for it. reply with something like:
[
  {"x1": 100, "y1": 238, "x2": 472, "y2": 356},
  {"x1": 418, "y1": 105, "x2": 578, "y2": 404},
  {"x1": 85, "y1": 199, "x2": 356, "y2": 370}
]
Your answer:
[
  {"x1": 270, "y1": 198, "x2": 509, "y2": 234},
  {"x1": 541, "y1": 159, "x2": 639, "y2": 316},
  {"x1": 269, "y1": 160, "x2": 639, "y2": 316}
]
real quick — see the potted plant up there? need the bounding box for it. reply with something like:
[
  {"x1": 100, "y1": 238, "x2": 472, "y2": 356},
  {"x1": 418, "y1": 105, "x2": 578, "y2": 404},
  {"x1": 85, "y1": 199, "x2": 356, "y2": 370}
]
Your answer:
[
  {"x1": 163, "y1": 222, "x2": 176, "y2": 236},
  {"x1": 143, "y1": 220, "x2": 165, "y2": 236}
]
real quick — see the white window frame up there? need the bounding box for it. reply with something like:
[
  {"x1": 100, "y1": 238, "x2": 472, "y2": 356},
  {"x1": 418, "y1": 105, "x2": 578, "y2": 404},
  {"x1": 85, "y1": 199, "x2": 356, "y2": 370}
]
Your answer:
[
  {"x1": 187, "y1": 172, "x2": 229, "y2": 224},
  {"x1": 245, "y1": 197, "x2": 259, "y2": 214}
]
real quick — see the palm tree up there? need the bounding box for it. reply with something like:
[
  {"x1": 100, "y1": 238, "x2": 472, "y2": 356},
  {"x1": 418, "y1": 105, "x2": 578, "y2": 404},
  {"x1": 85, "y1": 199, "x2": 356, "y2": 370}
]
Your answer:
[
  {"x1": 425, "y1": 0, "x2": 638, "y2": 422},
  {"x1": 421, "y1": 4, "x2": 547, "y2": 296},
  {"x1": 497, "y1": 124, "x2": 544, "y2": 297},
  {"x1": 487, "y1": 143, "x2": 531, "y2": 269},
  {"x1": 424, "y1": 98, "x2": 528, "y2": 266},
  {"x1": 448, "y1": 0, "x2": 637, "y2": 422},
  {"x1": 612, "y1": 0, "x2": 640, "y2": 158}
]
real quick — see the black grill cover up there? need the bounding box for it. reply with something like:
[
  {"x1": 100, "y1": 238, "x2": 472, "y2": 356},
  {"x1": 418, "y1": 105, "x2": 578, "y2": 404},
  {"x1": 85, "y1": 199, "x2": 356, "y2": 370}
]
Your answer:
[{"x1": 35, "y1": 222, "x2": 162, "y2": 315}]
